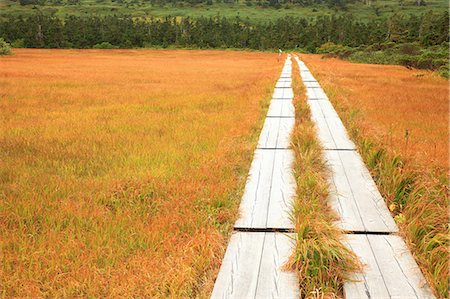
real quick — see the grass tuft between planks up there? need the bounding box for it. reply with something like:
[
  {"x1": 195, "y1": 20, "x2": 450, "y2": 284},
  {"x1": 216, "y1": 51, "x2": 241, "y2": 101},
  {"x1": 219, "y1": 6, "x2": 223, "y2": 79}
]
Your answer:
[{"x1": 286, "y1": 59, "x2": 361, "y2": 298}]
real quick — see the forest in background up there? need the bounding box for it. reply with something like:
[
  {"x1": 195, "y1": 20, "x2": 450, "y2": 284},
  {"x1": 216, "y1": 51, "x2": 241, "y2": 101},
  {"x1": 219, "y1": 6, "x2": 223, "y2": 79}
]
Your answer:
[
  {"x1": 0, "y1": 11, "x2": 448, "y2": 75},
  {"x1": 1, "y1": 0, "x2": 447, "y2": 21}
]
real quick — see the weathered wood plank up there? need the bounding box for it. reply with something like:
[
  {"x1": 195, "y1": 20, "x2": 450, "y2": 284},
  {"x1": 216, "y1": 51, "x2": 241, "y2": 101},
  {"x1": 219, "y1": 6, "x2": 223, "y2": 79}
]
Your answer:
[
  {"x1": 211, "y1": 232, "x2": 299, "y2": 299},
  {"x1": 307, "y1": 99, "x2": 340, "y2": 119},
  {"x1": 306, "y1": 87, "x2": 328, "y2": 100},
  {"x1": 303, "y1": 81, "x2": 321, "y2": 88},
  {"x1": 324, "y1": 150, "x2": 398, "y2": 233},
  {"x1": 267, "y1": 100, "x2": 295, "y2": 117},
  {"x1": 254, "y1": 233, "x2": 299, "y2": 298},
  {"x1": 258, "y1": 117, "x2": 295, "y2": 149},
  {"x1": 307, "y1": 100, "x2": 355, "y2": 150},
  {"x1": 234, "y1": 149, "x2": 295, "y2": 229},
  {"x1": 297, "y1": 60, "x2": 307, "y2": 69},
  {"x1": 266, "y1": 149, "x2": 296, "y2": 229},
  {"x1": 273, "y1": 87, "x2": 294, "y2": 100},
  {"x1": 275, "y1": 80, "x2": 291, "y2": 88},
  {"x1": 344, "y1": 234, "x2": 435, "y2": 299},
  {"x1": 211, "y1": 232, "x2": 265, "y2": 298},
  {"x1": 281, "y1": 66, "x2": 291, "y2": 73},
  {"x1": 309, "y1": 115, "x2": 356, "y2": 150},
  {"x1": 301, "y1": 73, "x2": 316, "y2": 82}
]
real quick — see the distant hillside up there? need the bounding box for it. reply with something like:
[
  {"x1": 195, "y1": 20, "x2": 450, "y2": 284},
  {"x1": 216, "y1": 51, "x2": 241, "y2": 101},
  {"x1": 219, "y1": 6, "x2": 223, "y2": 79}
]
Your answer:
[{"x1": 0, "y1": 0, "x2": 447, "y2": 22}]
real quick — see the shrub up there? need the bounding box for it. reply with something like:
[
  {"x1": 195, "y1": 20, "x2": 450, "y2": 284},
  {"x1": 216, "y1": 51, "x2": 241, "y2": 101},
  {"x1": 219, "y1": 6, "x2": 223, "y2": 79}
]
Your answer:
[
  {"x1": 438, "y1": 64, "x2": 449, "y2": 78},
  {"x1": 399, "y1": 54, "x2": 447, "y2": 70},
  {"x1": 349, "y1": 50, "x2": 397, "y2": 65},
  {"x1": 93, "y1": 42, "x2": 118, "y2": 49},
  {"x1": 317, "y1": 42, "x2": 354, "y2": 58},
  {"x1": 11, "y1": 38, "x2": 25, "y2": 48},
  {"x1": 397, "y1": 42, "x2": 421, "y2": 55},
  {"x1": 317, "y1": 42, "x2": 344, "y2": 53},
  {"x1": 0, "y1": 38, "x2": 12, "y2": 55},
  {"x1": 366, "y1": 42, "x2": 396, "y2": 52}
]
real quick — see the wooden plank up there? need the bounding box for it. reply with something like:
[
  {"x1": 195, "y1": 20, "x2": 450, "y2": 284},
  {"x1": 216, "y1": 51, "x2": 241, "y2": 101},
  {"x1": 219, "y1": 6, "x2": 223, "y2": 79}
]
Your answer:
[
  {"x1": 273, "y1": 87, "x2": 294, "y2": 100},
  {"x1": 266, "y1": 149, "x2": 296, "y2": 229},
  {"x1": 297, "y1": 60, "x2": 307, "y2": 69},
  {"x1": 307, "y1": 99, "x2": 355, "y2": 150},
  {"x1": 254, "y1": 233, "x2": 299, "y2": 298},
  {"x1": 344, "y1": 234, "x2": 390, "y2": 298},
  {"x1": 211, "y1": 232, "x2": 265, "y2": 298},
  {"x1": 275, "y1": 80, "x2": 291, "y2": 88},
  {"x1": 211, "y1": 232, "x2": 299, "y2": 299},
  {"x1": 281, "y1": 66, "x2": 291, "y2": 72},
  {"x1": 307, "y1": 99, "x2": 340, "y2": 119},
  {"x1": 267, "y1": 100, "x2": 295, "y2": 117},
  {"x1": 258, "y1": 117, "x2": 295, "y2": 149},
  {"x1": 324, "y1": 150, "x2": 398, "y2": 233},
  {"x1": 344, "y1": 235, "x2": 435, "y2": 299},
  {"x1": 306, "y1": 87, "x2": 328, "y2": 100},
  {"x1": 300, "y1": 71, "x2": 317, "y2": 82},
  {"x1": 301, "y1": 73, "x2": 316, "y2": 82},
  {"x1": 304, "y1": 81, "x2": 321, "y2": 88},
  {"x1": 234, "y1": 149, "x2": 296, "y2": 230},
  {"x1": 309, "y1": 115, "x2": 356, "y2": 150}
]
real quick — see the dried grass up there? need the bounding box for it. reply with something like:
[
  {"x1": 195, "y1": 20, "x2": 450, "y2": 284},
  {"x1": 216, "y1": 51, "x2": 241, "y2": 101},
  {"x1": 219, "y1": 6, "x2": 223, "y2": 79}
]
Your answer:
[{"x1": 0, "y1": 49, "x2": 280, "y2": 297}]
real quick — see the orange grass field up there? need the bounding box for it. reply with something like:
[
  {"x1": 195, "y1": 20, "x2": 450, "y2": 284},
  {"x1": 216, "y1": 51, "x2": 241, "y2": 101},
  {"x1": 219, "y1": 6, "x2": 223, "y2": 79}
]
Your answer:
[
  {"x1": 299, "y1": 54, "x2": 449, "y2": 297},
  {"x1": 300, "y1": 54, "x2": 448, "y2": 171},
  {"x1": 0, "y1": 49, "x2": 280, "y2": 297}
]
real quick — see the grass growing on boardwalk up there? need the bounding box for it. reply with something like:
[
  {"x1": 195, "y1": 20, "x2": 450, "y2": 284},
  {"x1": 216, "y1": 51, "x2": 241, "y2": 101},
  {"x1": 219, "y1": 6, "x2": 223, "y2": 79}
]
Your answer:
[
  {"x1": 300, "y1": 54, "x2": 449, "y2": 297},
  {"x1": 287, "y1": 58, "x2": 360, "y2": 297},
  {"x1": 0, "y1": 49, "x2": 280, "y2": 297}
]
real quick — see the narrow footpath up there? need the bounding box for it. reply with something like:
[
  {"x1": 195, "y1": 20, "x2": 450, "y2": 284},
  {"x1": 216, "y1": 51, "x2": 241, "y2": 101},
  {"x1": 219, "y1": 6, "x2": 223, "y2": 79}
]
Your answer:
[
  {"x1": 294, "y1": 56, "x2": 435, "y2": 299},
  {"x1": 211, "y1": 55, "x2": 435, "y2": 299},
  {"x1": 211, "y1": 56, "x2": 300, "y2": 298}
]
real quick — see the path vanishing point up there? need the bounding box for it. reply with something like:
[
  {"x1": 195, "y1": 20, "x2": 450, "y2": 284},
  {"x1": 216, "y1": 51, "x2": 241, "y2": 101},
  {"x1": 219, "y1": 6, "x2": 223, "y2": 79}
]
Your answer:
[{"x1": 211, "y1": 55, "x2": 435, "y2": 299}]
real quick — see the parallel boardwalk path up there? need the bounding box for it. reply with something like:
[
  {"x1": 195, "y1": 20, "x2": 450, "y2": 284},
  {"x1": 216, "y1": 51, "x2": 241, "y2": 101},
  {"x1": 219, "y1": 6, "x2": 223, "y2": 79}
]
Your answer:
[
  {"x1": 211, "y1": 56, "x2": 299, "y2": 298},
  {"x1": 294, "y1": 56, "x2": 435, "y2": 299}
]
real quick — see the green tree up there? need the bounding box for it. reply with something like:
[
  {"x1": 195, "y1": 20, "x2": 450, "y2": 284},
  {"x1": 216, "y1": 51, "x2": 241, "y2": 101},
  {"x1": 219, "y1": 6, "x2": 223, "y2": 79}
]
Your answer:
[{"x1": 0, "y1": 38, "x2": 12, "y2": 55}]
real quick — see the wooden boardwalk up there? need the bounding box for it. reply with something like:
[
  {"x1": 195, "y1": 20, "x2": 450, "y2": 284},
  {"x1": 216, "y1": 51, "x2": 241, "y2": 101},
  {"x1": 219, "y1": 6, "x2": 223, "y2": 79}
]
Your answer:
[
  {"x1": 212, "y1": 56, "x2": 434, "y2": 299},
  {"x1": 294, "y1": 56, "x2": 435, "y2": 299},
  {"x1": 211, "y1": 56, "x2": 299, "y2": 298}
]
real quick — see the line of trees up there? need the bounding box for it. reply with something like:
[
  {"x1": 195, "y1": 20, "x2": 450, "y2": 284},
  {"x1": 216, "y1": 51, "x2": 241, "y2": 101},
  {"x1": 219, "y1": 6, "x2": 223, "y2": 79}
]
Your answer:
[
  {"x1": 0, "y1": 11, "x2": 447, "y2": 50},
  {"x1": 14, "y1": 0, "x2": 433, "y2": 9}
]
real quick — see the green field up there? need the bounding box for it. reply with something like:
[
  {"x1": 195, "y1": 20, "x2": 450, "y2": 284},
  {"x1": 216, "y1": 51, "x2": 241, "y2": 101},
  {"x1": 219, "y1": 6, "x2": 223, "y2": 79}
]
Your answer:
[{"x1": 0, "y1": 0, "x2": 447, "y2": 22}]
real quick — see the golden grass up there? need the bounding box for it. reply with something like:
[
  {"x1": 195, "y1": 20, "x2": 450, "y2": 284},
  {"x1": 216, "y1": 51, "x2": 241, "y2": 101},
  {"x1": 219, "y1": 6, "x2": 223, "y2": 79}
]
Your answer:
[
  {"x1": 0, "y1": 49, "x2": 280, "y2": 297},
  {"x1": 299, "y1": 54, "x2": 449, "y2": 298},
  {"x1": 288, "y1": 58, "x2": 360, "y2": 298},
  {"x1": 299, "y1": 54, "x2": 448, "y2": 170}
]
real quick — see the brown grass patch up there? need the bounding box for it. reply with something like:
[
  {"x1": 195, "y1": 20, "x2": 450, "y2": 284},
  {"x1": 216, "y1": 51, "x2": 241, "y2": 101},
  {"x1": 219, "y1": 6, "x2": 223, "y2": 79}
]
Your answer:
[
  {"x1": 0, "y1": 49, "x2": 280, "y2": 297},
  {"x1": 299, "y1": 54, "x2": 448, "y2": 171}
]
